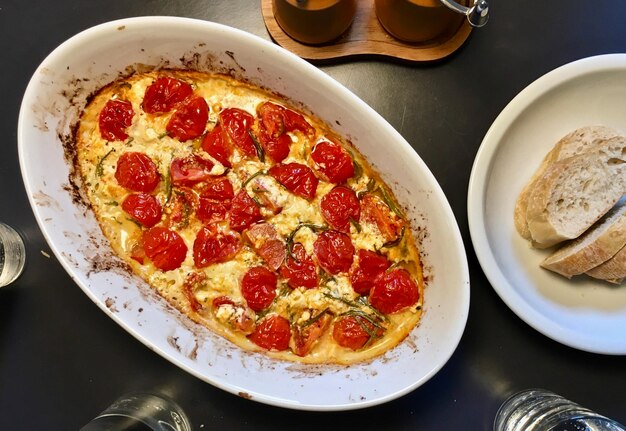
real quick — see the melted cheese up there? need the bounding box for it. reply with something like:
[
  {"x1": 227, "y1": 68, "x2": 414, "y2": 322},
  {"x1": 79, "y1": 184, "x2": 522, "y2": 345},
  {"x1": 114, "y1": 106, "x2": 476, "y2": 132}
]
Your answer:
[{"x1": 76, "y1": 70, "x2": 425, "y2": 365}]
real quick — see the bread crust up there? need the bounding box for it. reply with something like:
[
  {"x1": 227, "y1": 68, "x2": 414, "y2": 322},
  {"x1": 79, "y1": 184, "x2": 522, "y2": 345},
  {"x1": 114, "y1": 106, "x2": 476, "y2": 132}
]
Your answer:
[
  {"x1": 541, "y1": 202, "x2": 626, "y2": 278},
  {"x1": 514, "y1": 126, "x2": 622, "y2": 240},
  {"x1": 526, "y1": 136, "x2": 626, "y2": 248}
]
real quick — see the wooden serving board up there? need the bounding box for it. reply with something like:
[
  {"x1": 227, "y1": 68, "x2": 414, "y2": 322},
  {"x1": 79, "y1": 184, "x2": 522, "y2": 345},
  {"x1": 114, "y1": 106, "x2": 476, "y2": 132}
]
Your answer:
[{"x1": 261, "y1": 0, "x2": 473, "y2": 63}]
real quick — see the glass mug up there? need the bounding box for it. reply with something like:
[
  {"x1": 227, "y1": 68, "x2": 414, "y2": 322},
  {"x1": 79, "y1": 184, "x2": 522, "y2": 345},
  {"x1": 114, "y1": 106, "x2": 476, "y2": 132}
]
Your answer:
[
  {"x1": 0, "y1": 222, "x2": 26, "y2": 288},
  {"x1": 273, "y1": 0, "x2": 357, "y2": 45}
]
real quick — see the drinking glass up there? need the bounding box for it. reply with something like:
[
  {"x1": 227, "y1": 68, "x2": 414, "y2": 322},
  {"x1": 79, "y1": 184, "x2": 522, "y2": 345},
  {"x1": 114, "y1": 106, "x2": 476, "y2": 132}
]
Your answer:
[
  {"x1": 80, "y1": 392, "x2": 192, "y2": 431},
  {"x1": 494, "y1": 389, "x2": 625, "y2": 431},
  {"x1": 0, "y1": 222, "x2": 26, "y2": 287}
]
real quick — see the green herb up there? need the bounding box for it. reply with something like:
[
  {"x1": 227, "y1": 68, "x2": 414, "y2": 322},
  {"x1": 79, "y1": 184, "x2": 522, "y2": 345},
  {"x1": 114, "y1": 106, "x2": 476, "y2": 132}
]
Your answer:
[
  {"x1": 357, "y1": 178, "x2": 376, "y2": 199},
  {"x1": 125, "y1": 137, "x2": 134, "y2": 146},
  {"x1": 95, "y1": 148, "x2": 115, "y2": 177},
  {"x1": 248, "y1": 130, "x2": 265, "y2": 163},
  {"x1": 349, "y1": 217, "x2": 361, "y2": 233},
  {"x1": 105, "y1": 201, "x2": 119, "y2": 206},
  {"x1": 301, "y1": 308, "x2": 329, "y2": 327},
  {"x1": 126, "y1": 217, "x2": 142, "y2": 228},
  {"x1": 376, "y1": 185, "x2": 405, "y2": 219},
  {"x1": 242, "y1": 169, "x2": 268, "y2": 188},
  {"x1": 164, "y1": 170, "x2": 172, "y2": 203},
  {"x1": 352, "y1": 159, "x2": 363, "y2": 179},
  {"x1": 286, "y1": 223, "x2": 327, "y2": 261},
  {"x1": 158, "y1": 131, "x2": 169, "y2": 140},
  {"x1": 382, "y1": 226, "x2": 405, "y2": 249}
]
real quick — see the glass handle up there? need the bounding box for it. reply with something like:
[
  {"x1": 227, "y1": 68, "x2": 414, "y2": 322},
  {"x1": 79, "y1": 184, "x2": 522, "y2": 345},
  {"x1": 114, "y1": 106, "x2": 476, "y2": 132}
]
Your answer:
[{"x1": 440, "y1": 0, "x2": 489, "y2": 27}]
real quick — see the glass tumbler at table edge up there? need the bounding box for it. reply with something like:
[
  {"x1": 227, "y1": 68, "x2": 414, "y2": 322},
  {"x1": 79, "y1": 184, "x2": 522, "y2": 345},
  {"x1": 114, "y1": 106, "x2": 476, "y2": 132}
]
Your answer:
[
  {"x1": 80, "y1": 392, "x2": 191, "y2": 431},
  {"x1": 494, "y1": 389, "x2": 626, "y2": 431},
  {"x1": 0, "y1": 222, "x2": 26, "y2": 287}
]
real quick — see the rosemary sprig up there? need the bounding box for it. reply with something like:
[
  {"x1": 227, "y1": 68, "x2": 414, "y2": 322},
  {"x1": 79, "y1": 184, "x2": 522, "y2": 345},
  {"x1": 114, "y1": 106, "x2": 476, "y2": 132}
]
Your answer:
[
  {"x1": 382, "y1": 226, "x2": 405, "y2": 249},
  {"x1": 242, "y1": 169, "x2": 268, "y2": 188},
  {"x1": 301, "y1": 308, "x2": 330, "y2": 327},
  {"x1": 349, "y1": 217, "x2": 361, "y2": 233},
  {"x1": 247, "y1": 130, "x2": 265, "y2": 163},
  {"x1": 357, "y1": 178, "x2": 376, "y2": 199},
  {"x1": 376, "y1": 185, "x2": 405, "y2": 219},
  {"x1": 95, "y1": 148, "x2": 115, "y2": 177}
]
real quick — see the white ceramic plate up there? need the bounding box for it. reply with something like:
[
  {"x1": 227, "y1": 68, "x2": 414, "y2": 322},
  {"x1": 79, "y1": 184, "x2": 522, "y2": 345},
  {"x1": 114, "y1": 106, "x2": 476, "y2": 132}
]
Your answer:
[
  {"x1": 18, "y1": 17, "x2": 469, "y2": 410},
  {"x1": 468, "y1": 54, "x2": 626, "y2": 355}
]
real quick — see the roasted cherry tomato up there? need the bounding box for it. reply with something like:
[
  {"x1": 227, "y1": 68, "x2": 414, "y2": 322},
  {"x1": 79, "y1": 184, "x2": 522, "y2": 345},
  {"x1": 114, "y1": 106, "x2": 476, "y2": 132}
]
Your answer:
[
  {"x1": 241, "y1": 266, "x2": 277, "y2": 312},
  {"x1": 197, "y1": 177, "x2": 234, "y2": 223},
  {"x1": 165, "y1": 187, "x2": 196, "y2": 229},
  {"x1": 121, "y1": 193, "x2": 162, "y2": 227},
  {"x1": 141, "y1": 227, "x2": 188, "y2": 271},
  {"x1": 201, "y1": 124, "x2": 232, "y2": 168},
  {"x1": 360, "y1": 193, "x2": 404, "y2": 243},
  {"x1": 166, "y1": 96, "x2": 209, "y2": 141},
  {"x1": 313, "y1": 230, "x2": 354, "y2": 275},
  {"x1": 268, "y1": 163, "x2": 318, "y2": 199},
  {"x1": 332, "y1": 315, "x2": 381, "y2": 350},
  {"x1": 229, "y1": 189, "x2": 262, "y2": 232},
  {"x1": 257, "y1": 130, "x2": 291, "y2": 163},
  {"x1": 369, "y1": 268, "x2": 419, "y2": 314},
  {"x1": 258, "y1": 102, "x2": 314, "y2": 137},
  {"x1": 182, "y1": 272, "x2": 206, "y2": 312},
  {"x1": 280, "y1": 243, "x2": 318, "y2": 289},
  {"x1": 243, "y1": 223, "x2": 286, "y2": 271},
  {"x1": 115, "y1": 152, "x2": 160, "y2": 193},
  {"x1": 169, "y1": 154, "x2": 214, "y2": 186},
  {"x1": 248, "y1": 314, "x2": 291, "y2": 351},
  {"x1": 99, "y1": 99, "x2": 134, "y2": 141},
  {"x1": 291, "y1": 313, "x2": 331, "y2": 357},
  {"x1": 311, "y1": 140, "x2": 354, "y2": 184},
  {"x1": 320, "y1": 186, "x2": 360, "y2": 233},
  {"x1": 193, "y1": 224, "x2": 241, "y2": 268},
  {"x1": 142, "y1": 77, "x2": 193, "y2": 114},
  {"x1": 349, "y1": 250, "x2": 390, "y2": 295},
  {"x1": 220, "y1": 108, "x2": 256, "y2": 158}
]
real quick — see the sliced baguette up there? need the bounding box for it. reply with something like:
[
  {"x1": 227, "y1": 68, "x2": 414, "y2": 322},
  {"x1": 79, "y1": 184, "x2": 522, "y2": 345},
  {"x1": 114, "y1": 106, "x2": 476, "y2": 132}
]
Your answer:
[
  {"x1": 541, "y1": 199, "x2": 626, "y2": 277},
  {"x1": 514, "y1": 126, "x2": 622, "y2": 240},
  {"x1": 586, "y1": 242, "x2": 626, "y2": 283},
  {"x1": 526, "y1": 136, "x2": 626, "y2": 248}
]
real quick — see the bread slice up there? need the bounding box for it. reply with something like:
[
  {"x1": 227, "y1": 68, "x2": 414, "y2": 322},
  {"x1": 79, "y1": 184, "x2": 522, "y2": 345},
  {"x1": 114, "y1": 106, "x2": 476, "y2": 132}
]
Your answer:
[
  {"x1": 586, "y1": 242, "x2": 626, "y2": 283},
  {"x1": 526, "y1": 136, "x2": 626, "y2": 248},
  {"x1": 514, "y1": 126, "x2": 622, "y2": 240},
  {"x1": 541, "y1": 199, "x2": 626, "y2": 277}
]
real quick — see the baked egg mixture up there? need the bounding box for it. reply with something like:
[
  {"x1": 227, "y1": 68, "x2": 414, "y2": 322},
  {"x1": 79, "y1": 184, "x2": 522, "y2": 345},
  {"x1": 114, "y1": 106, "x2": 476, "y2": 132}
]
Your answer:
[{"x1": 76, "y1": 70, "x2": 424, "y2": 364}]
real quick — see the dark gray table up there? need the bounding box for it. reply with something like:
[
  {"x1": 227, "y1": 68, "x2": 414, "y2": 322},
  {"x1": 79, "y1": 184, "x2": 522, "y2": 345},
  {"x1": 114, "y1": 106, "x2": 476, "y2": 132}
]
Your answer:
[{"x1": 2, "y1": 1, "x2": 626, "y2": 429}]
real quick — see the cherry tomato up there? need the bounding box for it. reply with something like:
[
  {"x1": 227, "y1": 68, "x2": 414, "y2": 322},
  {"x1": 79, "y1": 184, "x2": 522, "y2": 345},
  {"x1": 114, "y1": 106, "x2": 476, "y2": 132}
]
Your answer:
[
  {"x1": 229, "y1": 189, "x2": 262, "y2": 232},
  {"x1": 360, "y1": 193, "x2": 404, "y2": 243},
  {"x1": 268, "y1": 163, "x2": 318, "y2": 199},
  {"x1": 258, "y1": 102, "x2": 286, "y2": 138},
  {"x1": 99, "y1": 99, "x2": 134, "y2": 141},
  {"x1": 129, "y1": 241, "x2": 146, "y2": 265},
  {"x1": 142, "y1": 77, "x2": 193, "y2": 114},
  {"x1": 182, "y1": 272, "x2": 206, "y2": 312},
  {"x1": 349, "y1": 250, "x2": 390, "y2": 295},
  {"x1": 197, "y1": 177, "x2": 234, "y2": 223},
  {"x1": 166, "y1": 96, "x2": 209, "y2": 141},
  {"x1": 332, "y1": 315, "x2": 381, "y2": 350},
  {"x1": 115, "y1": 152, "x2": 160, "y2": 193},
  {"x1": 257, "y1": 130, "x2": 291, "y2": 163},
  {"x1": 212, "y1": 296, "x2": 255, "y2": 334},
  {"x1": 243, "y1": 223, "x2": 286, "y2": 271},
  {"x1": 165, "y1": 187, "x2": 196, "y2": 229},
  {"x1": 292, "y1": 313, "x2": 331, "y2": 357},
  {"x1": 201, "y1": 124, "x2": 232, "y2": 168},
  {"x1": 280, "y1": 243, "x2": 318, "y2": 289},
  {"x1": 241, "y1": 266, "x2": 277, "y2": 311},
  {"x1": 369, "y1": 268, "x2": 419, "y2": 314},
  {"x1": 310, "y1": 140, "x2": 354, "y2": 184},
  {"x1": 193, "y1": 225, "x2": 241, "y2": 268},
  {"x1": 313, "y1": 230, "x2": 354, "y2": 275},
  {"x1": 258, "y1": 102, "x2": 314, "y2": 137},
  {"x1": 121, "y1": 193, "x2": 162, "y2": 227},
  {"x1": 248, "y1": 314, "x2": 291, "y2": 351},
  {"x1": 283, "y1": 108, "x2": 315, "y2": 136},
  {"x1": 170, "y1": 154, "x2": 214, "y2": 186},
  {"x1": 320, "y1": 186, "x2": 360, "y2": 233},
  {"x1": 220, "y1": 108, "x2": 256, "y2": 158},
  {"x1": 142, "y1": 227, "x2": 188, "y2": 271}
]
